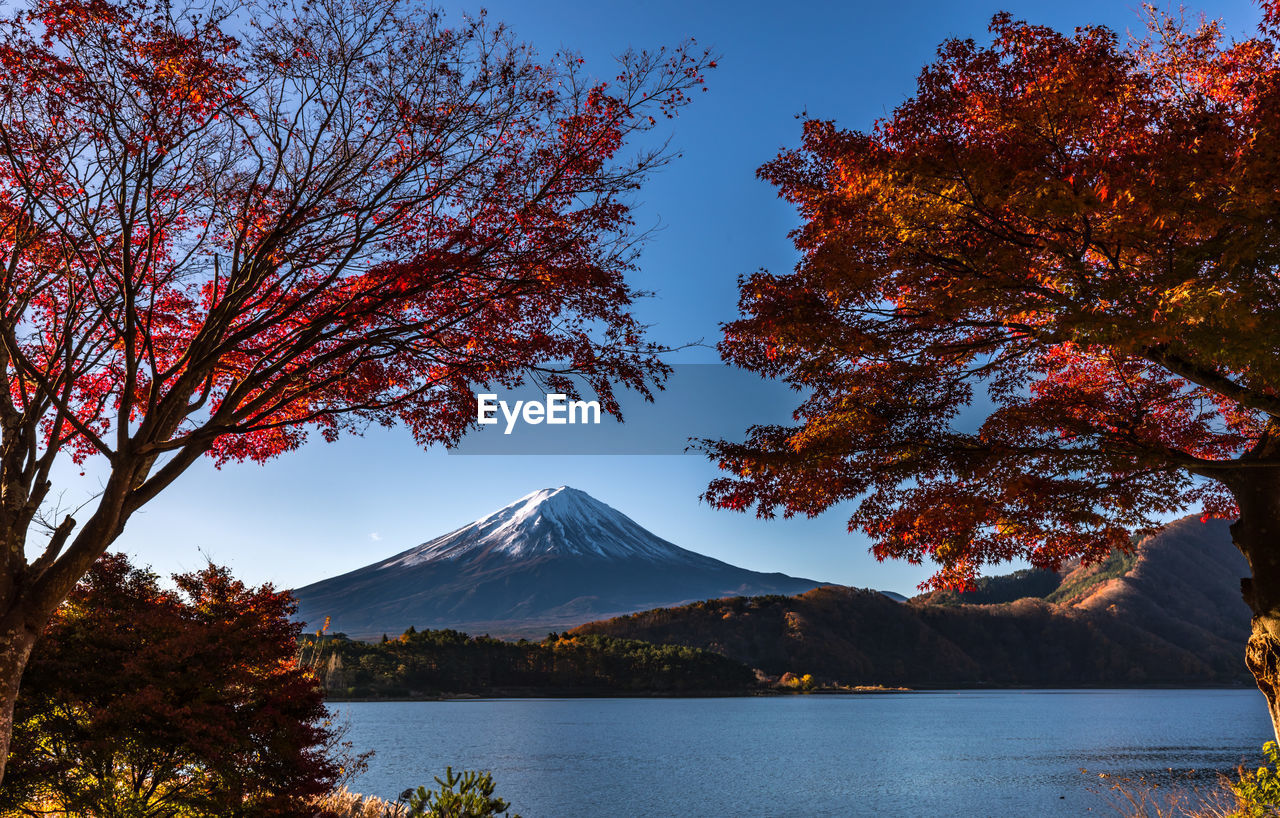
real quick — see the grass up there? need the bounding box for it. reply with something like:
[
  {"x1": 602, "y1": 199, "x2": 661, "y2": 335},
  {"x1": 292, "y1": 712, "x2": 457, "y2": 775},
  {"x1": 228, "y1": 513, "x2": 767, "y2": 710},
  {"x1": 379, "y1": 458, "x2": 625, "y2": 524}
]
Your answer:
[
  {"x1": 1096, "y1": 772, "x2": 1237, "y2": 817},
  {"x1": 16, "y1": 788, "x2": 407, "y2": 818},
  {"x1": 311, "y1": 787, "x2": 408, "y2": 817},
  {"x1": 1098, "y1": 743, "x2": 1280, "y2": 818}
]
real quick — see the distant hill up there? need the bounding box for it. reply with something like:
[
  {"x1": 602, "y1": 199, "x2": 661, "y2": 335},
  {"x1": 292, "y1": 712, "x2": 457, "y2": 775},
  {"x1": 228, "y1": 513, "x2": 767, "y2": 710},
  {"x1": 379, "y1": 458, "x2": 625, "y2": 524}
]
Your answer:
[
  {"x1": 292, "y1": 487, "x2": 825, "y2": 639},
  {"x1": 572, "y1": 517, "x2": 1253, "y2": 687}
]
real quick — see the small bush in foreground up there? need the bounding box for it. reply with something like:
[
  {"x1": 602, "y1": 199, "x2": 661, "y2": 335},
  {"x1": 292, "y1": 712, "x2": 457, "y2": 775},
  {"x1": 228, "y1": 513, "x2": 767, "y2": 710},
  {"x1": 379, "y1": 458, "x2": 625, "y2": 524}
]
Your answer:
[
  {"x1": 1227, "y1": 742, "x2": 1280, "y2": 817},
  {"x1": 399, "y1": 768, "x2": 521, "y2": 818},
  {"x1": 311, "y1": 770, "x2": 521, "y2": 818}
]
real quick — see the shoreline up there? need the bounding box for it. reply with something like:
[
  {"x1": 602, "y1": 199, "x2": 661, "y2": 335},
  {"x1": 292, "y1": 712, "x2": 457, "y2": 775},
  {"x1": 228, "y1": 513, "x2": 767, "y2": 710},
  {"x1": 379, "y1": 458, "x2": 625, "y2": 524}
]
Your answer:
[{"x1": 325, "y1": 683, "x2": 1253, "y2": 703}]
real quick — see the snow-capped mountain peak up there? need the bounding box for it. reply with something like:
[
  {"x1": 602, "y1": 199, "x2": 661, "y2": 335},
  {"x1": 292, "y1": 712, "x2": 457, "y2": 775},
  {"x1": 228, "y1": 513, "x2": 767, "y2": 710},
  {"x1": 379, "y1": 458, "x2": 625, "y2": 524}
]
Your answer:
[
  {"x1": 380, "y1": 486, "x2": 707, "y2": 567},
  {"x1": 293, "y1": 486, "x2": 826, "y2": 638}
]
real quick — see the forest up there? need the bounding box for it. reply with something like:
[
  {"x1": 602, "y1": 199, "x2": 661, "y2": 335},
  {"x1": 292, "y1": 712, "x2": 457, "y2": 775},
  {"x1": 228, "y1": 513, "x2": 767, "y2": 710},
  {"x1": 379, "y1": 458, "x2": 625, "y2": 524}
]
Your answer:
[{"x1": 301, "y1": 628, "x2": 759, "y2": 698}]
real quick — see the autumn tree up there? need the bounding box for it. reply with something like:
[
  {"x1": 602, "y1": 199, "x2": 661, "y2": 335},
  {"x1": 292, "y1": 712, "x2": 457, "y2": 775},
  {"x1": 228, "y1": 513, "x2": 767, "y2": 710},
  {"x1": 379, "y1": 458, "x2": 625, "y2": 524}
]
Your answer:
[
  {"x1": 0, "y1": 0, "x2": 712, "y2": 780},
  {"x1": 701, "y1": 7, "x2": 1280, "y2": 734},
  {"x1": 1, "y1": 554, "x2": 348, "y2": 816}
]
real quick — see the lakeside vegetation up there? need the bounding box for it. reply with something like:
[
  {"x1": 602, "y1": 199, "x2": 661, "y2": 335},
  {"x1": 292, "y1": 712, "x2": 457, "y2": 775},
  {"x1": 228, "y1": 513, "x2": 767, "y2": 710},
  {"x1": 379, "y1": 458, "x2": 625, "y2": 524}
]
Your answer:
[
  {"x1": 301, "y1": 627, "x2": 758, "y2": 698},
  {"x1": 1091, "y1": 741, "x2": 1280, "y2": 818}
]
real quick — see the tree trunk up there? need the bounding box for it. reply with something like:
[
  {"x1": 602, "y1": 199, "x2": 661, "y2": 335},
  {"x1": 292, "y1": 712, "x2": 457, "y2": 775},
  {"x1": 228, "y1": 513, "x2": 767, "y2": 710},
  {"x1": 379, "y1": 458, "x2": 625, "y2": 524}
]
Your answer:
[
  {"x1": 0, "y1": 485, "x2": 133, "y2": 788},
  {"x1": 0, "y1": 616, "x2": 38, "y2": 785},
  {"x1": 1248, "y1": 611, "x2": 1280, "y2": 743},
  {"x1": 1231, "y1": 465, "x2": 1280, "y2": 744}
]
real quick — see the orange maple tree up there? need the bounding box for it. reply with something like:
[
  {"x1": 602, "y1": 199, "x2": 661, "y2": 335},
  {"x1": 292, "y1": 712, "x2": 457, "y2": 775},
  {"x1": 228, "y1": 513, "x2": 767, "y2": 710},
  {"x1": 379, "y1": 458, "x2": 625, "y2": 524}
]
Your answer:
[
  {"x1": 0, "y1": 0, "x2": 711, "y2": 779},
  {"x1": 702, "y1": 8, "x2": 1280, "y2": 733}
]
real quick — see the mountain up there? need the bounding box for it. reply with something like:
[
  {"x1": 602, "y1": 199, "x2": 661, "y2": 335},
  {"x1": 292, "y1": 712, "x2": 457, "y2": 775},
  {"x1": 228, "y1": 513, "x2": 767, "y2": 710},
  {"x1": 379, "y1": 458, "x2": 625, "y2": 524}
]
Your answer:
[
  {"x1": 292, "y1": 487, "x2": 826, "y2": 639},
  {"x1": 572, "y1": 516, "x2": 1254, "y2": 687}
]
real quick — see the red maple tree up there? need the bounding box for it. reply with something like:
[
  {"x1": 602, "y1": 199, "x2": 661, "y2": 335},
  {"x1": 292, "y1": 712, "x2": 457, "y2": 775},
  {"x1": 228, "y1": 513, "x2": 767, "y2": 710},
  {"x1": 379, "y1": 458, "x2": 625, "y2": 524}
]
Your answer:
[
  {"x1": 3, "y1": 554, "x2": 345, "y2": 816},
  {"x1": 0, "y1": 0, "x2": 712, "y2": 778},
  {"x1": 702, "y1": 8, "x2": 1280, "y2": 734}
]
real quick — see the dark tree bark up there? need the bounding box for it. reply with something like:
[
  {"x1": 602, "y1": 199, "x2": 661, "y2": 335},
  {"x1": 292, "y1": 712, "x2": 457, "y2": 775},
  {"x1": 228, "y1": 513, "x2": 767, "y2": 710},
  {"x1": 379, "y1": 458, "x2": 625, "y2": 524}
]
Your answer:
[
  {"x1": 0, "y1": 617, "x2": 36, "y2": 785},
  {"x1": 1231, "y1": 465, "x2": 1280, "y2": 742},
  {"x1": 0, "y1": 511, "x2": 118, "y2": 784}
]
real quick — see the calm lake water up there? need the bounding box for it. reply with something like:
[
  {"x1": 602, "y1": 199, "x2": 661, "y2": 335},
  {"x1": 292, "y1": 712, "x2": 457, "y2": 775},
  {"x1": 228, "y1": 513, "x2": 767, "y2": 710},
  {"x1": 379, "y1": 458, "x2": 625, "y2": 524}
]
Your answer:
[{"x1": 334, "y1": 690, "x2": 1272, "y2": 817}]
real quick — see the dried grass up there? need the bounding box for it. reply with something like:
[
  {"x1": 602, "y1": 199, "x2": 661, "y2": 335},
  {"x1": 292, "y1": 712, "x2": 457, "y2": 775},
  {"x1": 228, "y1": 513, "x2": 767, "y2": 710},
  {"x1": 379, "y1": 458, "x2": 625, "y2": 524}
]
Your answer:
[
  {"x1": 1097, "y1": 771, "x2": 1251, "y2": 818},
  {"x1": 309, "y1": 787, "x2": 408, "y2": 818},
  {"x1": 16, "y1": 788, "x2": 407, "y2": 818}
]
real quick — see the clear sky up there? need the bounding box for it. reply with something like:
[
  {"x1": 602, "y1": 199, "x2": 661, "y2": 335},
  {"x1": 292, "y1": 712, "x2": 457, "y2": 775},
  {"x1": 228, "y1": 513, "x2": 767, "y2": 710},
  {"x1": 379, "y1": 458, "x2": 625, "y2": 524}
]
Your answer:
[{"x1": 97, "y1": 0, "x2": 1262, "y2": 596}]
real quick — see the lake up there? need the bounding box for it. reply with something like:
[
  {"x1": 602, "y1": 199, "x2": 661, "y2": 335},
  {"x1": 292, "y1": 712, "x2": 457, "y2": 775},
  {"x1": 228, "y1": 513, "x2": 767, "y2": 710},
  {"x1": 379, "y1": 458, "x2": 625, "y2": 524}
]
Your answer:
[{"x1": 334, "y1": 690, "x2": 1272, "y2": 817}]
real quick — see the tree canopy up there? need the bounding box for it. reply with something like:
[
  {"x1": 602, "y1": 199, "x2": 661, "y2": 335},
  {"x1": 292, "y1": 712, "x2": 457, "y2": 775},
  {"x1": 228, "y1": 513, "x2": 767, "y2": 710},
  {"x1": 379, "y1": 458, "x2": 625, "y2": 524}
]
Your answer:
[
  {"x1": 2, "y1": 554, "x2": 348, "y2": 816},
  {"x1": 703, "y1": 7, "x2": 1280, "y2": 589},
  {"x1": 0, "y1": 0, "x2": 711, "y2": 779}
]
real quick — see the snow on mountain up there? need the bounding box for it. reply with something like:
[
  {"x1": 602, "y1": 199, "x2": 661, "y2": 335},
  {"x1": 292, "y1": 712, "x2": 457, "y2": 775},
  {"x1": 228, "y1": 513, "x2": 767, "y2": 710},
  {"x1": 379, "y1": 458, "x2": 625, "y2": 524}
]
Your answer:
[
  {"x1": 380, "y1": 486, "x2": 715, "y2": 567},
  {"x1": 291, "y1": 486, "x2": 827, "y2": 639}
]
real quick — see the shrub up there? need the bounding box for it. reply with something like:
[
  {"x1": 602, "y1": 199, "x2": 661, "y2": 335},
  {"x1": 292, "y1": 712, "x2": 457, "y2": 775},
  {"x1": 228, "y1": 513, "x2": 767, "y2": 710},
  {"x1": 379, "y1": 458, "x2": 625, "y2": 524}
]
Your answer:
[
  {"x1": 1230, "y1": 742, "x2": 1280, "y2": 817},
  {"x1": 398, "y1": 767, "x2": 521, "y2": 818},
  {"x1": 778, "y1": 672, "x2": 816, "y2": 692},
  {"x1": 311, "y1": 787, "x2": 406, "y2": 818},
  {"x1": 309, "y1": 770, "x2": 520, "y2": 818}
]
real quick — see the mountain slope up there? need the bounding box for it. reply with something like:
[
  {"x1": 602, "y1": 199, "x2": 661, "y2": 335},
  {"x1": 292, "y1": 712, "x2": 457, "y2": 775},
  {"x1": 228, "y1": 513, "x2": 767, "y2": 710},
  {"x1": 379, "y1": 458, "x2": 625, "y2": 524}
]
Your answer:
[
  {"x1": 572, "y1": 517, "x2": 1253, "y2": 686},
  {"x1": 292, "y1": 487, "x2": 825, "y2": 639}
]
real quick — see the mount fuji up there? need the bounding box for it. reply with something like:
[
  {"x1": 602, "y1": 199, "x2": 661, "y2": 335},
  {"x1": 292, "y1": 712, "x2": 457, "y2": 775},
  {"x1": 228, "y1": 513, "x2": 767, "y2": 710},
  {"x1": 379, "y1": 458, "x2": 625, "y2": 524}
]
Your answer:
[{"x1": 291, "y1": 486, "x2": 826, "y2": 639}]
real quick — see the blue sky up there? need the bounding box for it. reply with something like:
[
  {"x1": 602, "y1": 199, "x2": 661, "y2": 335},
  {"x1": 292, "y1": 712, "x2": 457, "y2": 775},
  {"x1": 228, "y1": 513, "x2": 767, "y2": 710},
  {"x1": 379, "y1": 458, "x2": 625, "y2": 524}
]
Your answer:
[{"x1": 105, "y1": 0, "x2": 1262, "y2": 596}]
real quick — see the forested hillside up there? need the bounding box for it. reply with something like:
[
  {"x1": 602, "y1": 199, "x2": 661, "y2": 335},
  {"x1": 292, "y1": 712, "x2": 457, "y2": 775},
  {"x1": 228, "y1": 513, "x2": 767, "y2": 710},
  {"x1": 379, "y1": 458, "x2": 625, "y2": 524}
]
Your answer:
[{"x1": 572, "y1": 517, "x2": 1252, "y2": 687}]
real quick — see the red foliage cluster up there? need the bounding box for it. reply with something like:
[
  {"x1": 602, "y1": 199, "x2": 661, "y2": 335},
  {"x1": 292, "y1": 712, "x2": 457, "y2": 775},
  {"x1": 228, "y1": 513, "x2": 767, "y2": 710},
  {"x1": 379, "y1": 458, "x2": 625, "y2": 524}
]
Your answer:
[
  {"x1": 0, "y1": 0, "x2": 711, "y2": 778},
  {"x1": 0, "y1": 0, "x2": 712, "y2": 475},
  {"x1": 703, "y1": 7, "x2": 1280, "y2": 589}
]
